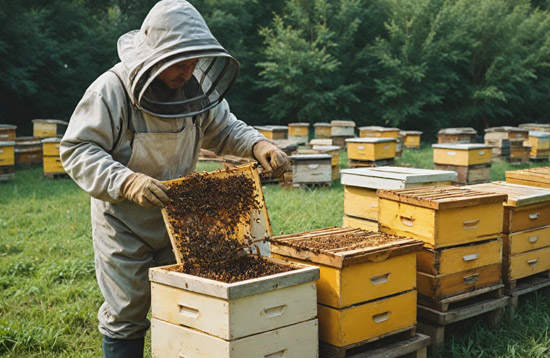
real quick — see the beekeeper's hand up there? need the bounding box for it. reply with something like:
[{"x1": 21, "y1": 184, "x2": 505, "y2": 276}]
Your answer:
[
  {"x1": 253, "y1": 140, "x2": 290, "y2": 178},
  {"x1": 120, "y1": 173, "x2": 170, "y2": 208}
]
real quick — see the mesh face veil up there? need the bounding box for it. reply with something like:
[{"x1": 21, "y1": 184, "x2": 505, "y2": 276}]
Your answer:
[{"x1": 136, "y1": 54, "x2": 239, "y2": 118}]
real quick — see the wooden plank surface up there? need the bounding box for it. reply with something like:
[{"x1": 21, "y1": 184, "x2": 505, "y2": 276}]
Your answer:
[
  {"x1": 506, "y1": 167, "x2": 550, "y2": 185},
  {"x1": 465, "y1": 181, "x2": 550, "y2": 207}
]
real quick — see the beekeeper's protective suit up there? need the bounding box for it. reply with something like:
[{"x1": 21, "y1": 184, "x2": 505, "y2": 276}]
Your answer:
[{"x1": 60, "y1": 1, "x2": 288, "y2": 357}]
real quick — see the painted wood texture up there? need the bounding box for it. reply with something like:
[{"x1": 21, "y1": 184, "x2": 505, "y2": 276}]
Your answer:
[
  {"x1": 272, "y1": 252, "x2": 416, "y2": 308},
  {"x1": 331, "y1": 121, "x2": 356, "y2": 137},
  {"x1": 151, "y1": 317, "x2": 318, "y2": 358},
  {"x1": 160, "y1": 163, "x2": 273, "y2": 263},
  {"x1": 0, "y1": 127, "x2": 16, "y2": 140},
  {"x1": 503, "y1": 226, "x2": 550, "y2": 255},
  {"x1": 317, "y1": 290, "x2": 417, "y2": 347},
  {"x1": 417, "y1": 263, "x2": 502, "y2": 300},
  {"x1": 270, "y1": 227, "x2": 423, "y2": 268},
  {"x1": 42, "y1": 142, "x2": 60, "y2": 156},
  {"x1": 378, "y1": 198, "x2": 504, "y2": 248},
  {"x1": 315, "y1": 125, "x2": 332, "y2": 138},
  {"x1": 33, "y1": 122, "x2": 57, "y2": 137},
  {"x1": 340, "y1": 166, "x2": 456, "y2": 190},
  {"x1": 43, "y1": 156, "x2": 65, "y2": 173},
  {"x1": 342, "y1": 215, "x2": 379, "y2": 232},
  {"x1": 433, "y1": 145, "x2": 492, "y2": 166},
  {"x1": 404, "y1": 134, "x2": 421, "y2": 148},
  {"x1": 344, "y1": 186, "x2": 378, "y2": 220},
  {"x1": 358, "y1": 126, "x2": 400, "y2": 138},
  {"x1": 503, "y1": 247, "x2": 550, "y2": 281},
  {"x1": 506, "y1": 167, "x2": 550, "y2": 188},
  {"x1": 288, "y1": 124, "x2": 309, "y2": 136},
  {"x1": 465, "y1": 181, "x2": 550, "y2": 207},
  {"x1": 347, "y1": 140, "x2": 396, "y2": 161},
  {"x1": 151, "y1": 281, "x2": 317, "y2": 340},
  {"x1": 434, "y1": 163, "x2": 491, "y2": 185},
  {"x1": 0, "y1": 145, "x2": 14, "y2": 166},
  {"x1": 292, "y1": 159, "x2": 332, "y2": 184},
  {"x1": 417, "y1": 239, "x2": 502, "y2": 275}
]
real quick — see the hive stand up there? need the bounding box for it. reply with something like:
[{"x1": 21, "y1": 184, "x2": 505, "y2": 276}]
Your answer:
[
  {"x1": 417, "y1": 284, "x2": 509, "y2": 356},
  {"x1": 505, "y1": 270, "x2": 550, "y2": 316}
]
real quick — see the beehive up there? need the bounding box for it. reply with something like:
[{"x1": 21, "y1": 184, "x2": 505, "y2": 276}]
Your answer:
[
  {"x1": 519, "y1": 123, "x2": 550, "y2": 133},
  {"x1": 506, "y1": 167, "x2": 550, "y2": 188},
  {"x1": 0, "y1": 124, "x2": 17, "y2": 141},
  {"x1": 254, "y1": 125, "x2": 288, "y2": 140},
  {"x1": 271, "y1": 227, "x2": 423, "y2": 348},
  {"x1": 437, "y1": 127, "x2": 477, "y2": 144},
  {"x1": 509, "y1": 144, "x2": 531, "y2": 163},
  {"x1": 358, "y1": 126, "x2": 400, "y2": 139},
  {"x1": 330, "y1": 120, "x2": 356, "y2": 137},
  {"x1": 42, "y1": 138, "x2": 65, "y2": 177},
  {"x1": 401, "y1": 130, "x2": 423, "y2": 148},
  {"x1": 287, "y1": 122, "x2": 309, "y2": 145},
  {"x1": 313, "y1": 122, "x2": 331, "y2": 139},
  {"x1": 0, "y1": 141, "x2": 15, "y2": 181},
  {"x1": 150, "y1": 258, "x2": 320, "y2": 358},
  {"x1": 346, "y1": 138, "x2": 396, "y2": 162},
  {"x1": 288, "y1": 153, "x2": 332, "y2": 186},
  {"x1": 432, "y1": 143, "x2": 492, "y2": 185},
  {"x1": 484, "y1": 126, "x2": 529, "y2": 142},
  {"x1": 465, "y1": 182, "x2": 550, "y2": 283},
  {"x1": 378, "y1": 186, "x2": 507, "y2": 249},
  {"x1": 340, "y1": 167, "x2": 457, "y2": 227},
  {"x1": 32, "y1": 119, "x2": 68, "y2": 138},
  {"x1": 525, "y1": 131, "x2": 550, "y2": 160},
  {"x1": 311, "y1": 145, "x2": 341, "y2": 181},
  {"x1": 14, "y1": 137, "x2": 42, "y2": 168}
]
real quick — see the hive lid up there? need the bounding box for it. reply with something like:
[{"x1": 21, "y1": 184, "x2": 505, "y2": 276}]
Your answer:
[
  {"x1": 519, "y1": 123, "x2": 550, "y2": 130},
  {"x1": 32, "y1": 119, "x2": 68, "y2": 125},
  {"x1": 288, "y1": 122, "x2": 309, "y2": 127},
  {"x1": 0, "y1": 141, "x2": 15, "y2": 146},
  {"x1": 358, "y1": 126, "x2": 400, "y2": 132},
  {"x1": 161, "y1": 163, "x2": 273, "y2": 265},
  {"x1": 0, "y1": 124, "x2": 17, "y2": 130},
  {"x1": 346, "y1": 137, "x2": 396, "y2": 143},
  {"x1": 464, "y1": 181, "x2": 550, "y2": 207},
  {"x1": 377, "y1": 186, "x2": 508, "y2": 209},
  {"x1": 309, "y1": 138, "x2": 332, "y2": 146},
  {"x1": 506, "y1": 167, "x2": 550, "y2": 185},
  {"x1": 313, "y1": 122, "x2": 331, "y2": 127},
  {"x1": 271, "y1": 227, "x2": 423, "y2": 268},
  {"x1": 432, "y1": 143, "x2": 491, "y2": 150},
  {"x1": 400, "y1": 130, "x2": 423, "y2": 135},
  {"x1": 41, "y1": 137, "x2": 61, "y2": 143},
  {"x1": 529, "y1": 131, "x2": 550, "y2": 138},
  {"x1": 254, "y1": 125, "x2": 288, "y2": 131},
  {"x1": 331, "y1": 120, "x2": 356, "y2": 127},
  {"x1": 312, "y1": 145, "x2": 341, "y2": 152},
  {"x1": 289, "y1": 153, "x2": 332, "y2": 161},
  {"x1": 340, "y1": 167, "x2": 457, "y2": 189},
  {"x1": 485, "y1": 126, "x2": 527, "y2": 133},
  {"x1": 438, "y1": 127, "x2": 477, "y2": 135}
]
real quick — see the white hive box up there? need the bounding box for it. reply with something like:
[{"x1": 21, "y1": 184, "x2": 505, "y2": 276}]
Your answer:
[
  {"x1": 330, "y1": 120, "x2": 356, "y2": 137},
  {"x1": 289, "y1": 153, "x2": 332, "y2": 185}
]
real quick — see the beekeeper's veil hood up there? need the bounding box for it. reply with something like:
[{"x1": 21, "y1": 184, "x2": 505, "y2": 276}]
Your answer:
[{"x1": 117, "y1": 0, "x2": 239, "y2": 118}]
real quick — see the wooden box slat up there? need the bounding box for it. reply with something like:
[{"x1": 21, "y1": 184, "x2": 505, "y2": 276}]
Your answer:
[
  {"x1": 342, "y1": 215, "x2": 379, "y2": 232},
  {"x1": 358, "y1": 126, "x2": 400, "y2": 138},
  {"x1": 344, "y1": 185, "x2": 378, "y2": 220},
  {"x1": 331, "y1": 120, "x2": 356, "y2": 137},
  {"x1": 503, "y1": 226, "x2": 550, "y2": 256},
  {"x1": 0, "y1": 143, "x2": 15, "y2": 166},
  {"x1": 432, "y1": 144, "x2": 492, "y2": 166},
  {"x1": 341, "y1": 166, "x2": 456, "y2": 190},
  {"x1": 151, "y1": 317, "x2": 318, "y2": 358},
  {"x1": 254, "y1": 125, "x2": 288, "y2": 140},
  {"x1": 506, "y1": 167, "x2": 550, "y2": 188},
  {"x1": 0, "y1": 125, "x2": 17, "y2": 141},
  {"x1": 503, "y1": 247, "x2": 550, "y2": 282},
  {"x1": 314, "y1": 122, "x2": 332, "y2": 139}
]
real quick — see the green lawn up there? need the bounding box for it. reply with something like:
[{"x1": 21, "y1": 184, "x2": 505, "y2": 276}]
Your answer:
[{"x1": 1, "y1": 146, "x2": 550, "y2": 357}]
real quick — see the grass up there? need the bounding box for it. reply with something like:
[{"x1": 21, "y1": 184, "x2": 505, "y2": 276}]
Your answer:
[{"x1": 1, "y1": 146, "x2": 550, "y2": 357}]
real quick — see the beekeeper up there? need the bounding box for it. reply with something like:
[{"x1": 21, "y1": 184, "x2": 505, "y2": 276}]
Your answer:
[{"x1": 60, "y1": 1, "x2": 289, "y2": 356}]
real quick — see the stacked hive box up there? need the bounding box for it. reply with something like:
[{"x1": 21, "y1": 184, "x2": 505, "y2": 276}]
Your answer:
[
  {"x1": 270, "y1": 227, "x2": 428, "y2": 358},
  {"x1": 32, "y1": 119, "x2": 68, "y2": 138},
  {"x1": 433, "y1": 143, "x2": 492, "y2": 185},
  {"x1": 524, "y1": 131, "x2": 550, "y2": 160},
  {"x1": 484, "y1": 126, "x2": 530, "y2": 163},
  {"x1": 358, "y1": 126, "x2": 402, "y2": 157},
  {"x1": 0, "y1": 124, "x2": 17, "y2": 141},
  {"x1": 506, "y1": 167, "x2": 550, "y2": 188},
  {"x1": 378, "y1": 186, "x2": 509, "y2": 354},
  {"x1": 346, "y1": 138, "x2": 396, "y2": 168},
  {"x1": 519, "y1": 123, "x2": 550, "y2": 133},
  {"x1": 42, "y1": 138, "x2": 66, "y2": 178},
  {"x1": 465, "y1": 182, "x2": 550, "y2": 312},
  {"x1": 401, "y1": 130, "x2": 423, "y2": 149},
  {"x1": 254, "y1": 125, "x2": 288, "y2": 140},
  {"x1": 286, "y1": 153, "x2": 332, "y2": 188},
  {"x1": 288, "y1": 123, "x2": 310, "y2": 145},
  {"x1": 340, "y1": 167, "x2": 457, "y2": 232},
  {"x1": 311, "y1": 145, "x2": 341, "y2": 181},
  {"x1": 150, "y1": 164, "x2": 321, "y2": 358},
  {"x1": 313, "y1": 122, "x2": 331, "y2": 139},
  {"x1": 437, "y1": 127, "x2": 477, "y2": 144},
  {"x1": 330, "y1": 120, "x2": 356, "y2": 148},
  {"x1": 0, "y1": 125, "x2": 17, "y2": 181},
  {"x1": 14, "y1": 137, "x2": 42, "y2": 168}
]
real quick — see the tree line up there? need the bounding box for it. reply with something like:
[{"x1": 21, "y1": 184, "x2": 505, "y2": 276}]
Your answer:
[{"x1": 1, "y1": 0, "x2": 549, "y2": 140}]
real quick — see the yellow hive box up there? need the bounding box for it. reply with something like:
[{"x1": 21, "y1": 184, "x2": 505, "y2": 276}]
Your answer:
[
  {"x1": 346, "y1": 137, "x2": 396, "y2": 161},
  {"x1": 342, "y1": 215, "x2": 379, "y2": 232},
  {"x1": 503, "y1": 226, "x2": 550, "y2": 256},
  {"x1": 254, "y1": 125, "x2": 288, "y2": 140},
  {"x1": 358, "y1": 126, "x2": 400, "y2": 138},
  {"x1": 0, "y1": 124, "x2": 17, "y2": 141},
  {"x1": 401, "y1": 130, "x2": 422, "y2": 148},
  {"x1": 484, "y1": 126, "x2": 529, "y2": 141},
  {"x1": 503, "y1": 247, "x2": 550, "y2": 282},
  {"x1": 43, "y1": 156, "x2": 65, "y2": 174},
  {"x1": 313, "y1": 122, "x2": 331, "y2": 138},
  {"x1": 525, "y1": 131, "x2": 550, "y2": 159},
  {"x1": 519, "y1": 123, "x2": 550, "y2": 133},
  {"x1": 506, "y1": 166, "x2": 550, "y2": 188},
  {"x1": 465, "y1": 181, "x2": 550, "y2": 233},
  {"x1": 288, "y1": 123, "x2": 309, "y2": 145},
  {"x1": 317, "y1": 290, "x2": 417, "y2": 347},
  {"x1": 432, "y1": 143, "x2": 492, "y2": 166},
  {"x1": 312, "y1": 145, "x2": 340, "y2": 167},
  {"x1": 0, "y1": 141, "x2": 15, "y2": 166},
  {"x1": 341, "y1": 167, "x2": 456, "y2": 221},
  {"x1": 42, "y1": 139, "x2": 60, "y2": 156},
  {"x1": 32, "y1": 119, "x2": 68, "y2": 138},
  {"x1": 437, "y1": 127, "x2": 477, "y2": 144},
  {"x1": 378, "y1": 186, "x2": 507, "y2": 248}
]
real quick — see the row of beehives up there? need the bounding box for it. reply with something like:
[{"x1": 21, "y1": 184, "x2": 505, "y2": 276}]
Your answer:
[{"x1": 0, "y1": 120, "x2": 68, "y2": 180}]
